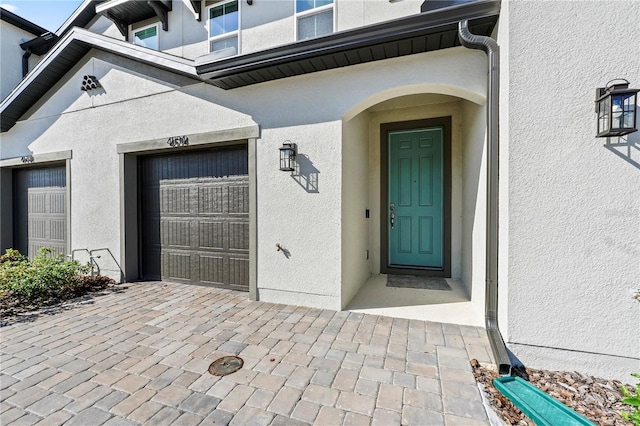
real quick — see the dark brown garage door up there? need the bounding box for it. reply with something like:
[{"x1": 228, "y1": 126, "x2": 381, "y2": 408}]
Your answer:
[
  {"x1": 13, "y1": 166, "x2": 67, "y2": 259},
  {"x1": 139, "y1": 146, "x2": 249, "y2": 291}
]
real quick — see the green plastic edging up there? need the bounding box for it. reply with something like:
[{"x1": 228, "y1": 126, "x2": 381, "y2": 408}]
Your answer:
[{"x1": 493, "y1": 376, "x2": 596, "y2": 426}]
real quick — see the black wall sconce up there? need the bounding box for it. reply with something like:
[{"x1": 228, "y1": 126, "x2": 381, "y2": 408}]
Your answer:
[
  {"x1": 279, "y1": 141, "x2": 297, "y2": 171},
  {"x1": 595, "y1": 79, "x2": 639, "y2": 137}
]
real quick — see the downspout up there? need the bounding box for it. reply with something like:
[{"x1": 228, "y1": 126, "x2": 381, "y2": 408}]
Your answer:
[
  {"x1": 458, "y1": 20, "x2": 511, "y2": 375},
  {"x1": 22, "y1": 48, "x2": 32, "y2": 77}
]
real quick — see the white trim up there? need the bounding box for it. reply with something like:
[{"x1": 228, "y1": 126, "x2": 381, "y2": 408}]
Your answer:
[
  {"x1": 207, "y1": 0, "x2": 241, "y2": 56},
  {"x1": 116, "y1": 125, "x2": 260, "y2": 154},
  {"x1": 56, "y1": 0, "x2": 93, "y2": 35},
  {"x1": 0, "y1": 150, "x2": 73, "y2": 168},
  {"x1": 132, "y1": 22, "x2": 159, "y2": 50},
  {"x1": 294, "y1": 1, "x2": 335, "y2": 41},
  {"x1": 95, "y1": 0, "x2": 131, "y2": 14}
]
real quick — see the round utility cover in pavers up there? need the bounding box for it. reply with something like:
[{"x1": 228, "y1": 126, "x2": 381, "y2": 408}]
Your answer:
[{"x1": 208, "y1": 356, "x2": 244, "y2": 376}]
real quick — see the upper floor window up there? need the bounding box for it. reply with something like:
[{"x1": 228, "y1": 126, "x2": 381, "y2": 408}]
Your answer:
[
  {"x1": 208, "y1": 0, "x2": 239, "y2": 55},
  {"x1": 296, "y1": 0, "x2": 333, "y2": 41},
  {"x1": 133, "y1": 24, "x2": 159, "y2": 50}
]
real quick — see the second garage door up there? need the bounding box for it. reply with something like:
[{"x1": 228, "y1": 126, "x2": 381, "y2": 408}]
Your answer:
[{"x1": 139, "y1": 145, "x2": 249, "y2": 291}]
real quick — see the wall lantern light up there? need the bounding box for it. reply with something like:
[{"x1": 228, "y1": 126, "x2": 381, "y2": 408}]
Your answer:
[
  {"x1": 279, "y1": 141, "x2": 297, "y2": 171},
  {"x1": 595, "y1": 79, "x2": 639, "y2": 137}
]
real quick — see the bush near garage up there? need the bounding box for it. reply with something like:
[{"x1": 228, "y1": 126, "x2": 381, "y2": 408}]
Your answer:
[{"x1": 0, "y1": 247, "x2": 115, "y2": 312}]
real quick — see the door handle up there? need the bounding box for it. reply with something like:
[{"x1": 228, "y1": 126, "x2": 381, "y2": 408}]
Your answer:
[{"x1": 390, "y1": 212, "x2": 395, "y2": 229}]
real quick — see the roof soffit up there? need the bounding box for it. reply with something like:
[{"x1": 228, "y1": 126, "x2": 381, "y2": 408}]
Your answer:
[{"x1": 195, "y1": 0, "x2": 501, "y2": 89}]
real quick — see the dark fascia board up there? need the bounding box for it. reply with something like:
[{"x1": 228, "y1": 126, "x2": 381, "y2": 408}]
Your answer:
[
  {"x1": 20, "y1": 32, "x2": 59, "y2": 56},
  {"x1": 7, "y1": 1, "x2": 104, "y2": 61},
  {"x1": 1, "y1": 27, "x2": 202, "y2": 133},
  {"x1": 0, "y1": 7, "x2": 49, "y2": 35},
  {"x1": 196, "y1": 0, "x2": 500, "y2": 82}
]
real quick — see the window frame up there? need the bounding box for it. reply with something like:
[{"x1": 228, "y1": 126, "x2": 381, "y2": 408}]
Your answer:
[
  {"x1": 295, "y1": 0, "x2": 335, "y2": 41},
  {"x1": 132, "y1": 23, "x2": 159, "y2": 50},
  {"x1": 207, "y1": 0, "x2": 241, "y2": 56}
]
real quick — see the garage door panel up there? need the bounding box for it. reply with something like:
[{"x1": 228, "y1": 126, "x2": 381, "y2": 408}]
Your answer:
[
  {"x1": 199, "y1": 221, "x2": 224, "y2": 249},
  {"x1": 29, "y1": 193, "x2": 47, "y2": 213},
  {"x1": 140, "y1": 146, "x2": 249, "y2": 291},
  {"x1": 50, "y1": 220, "x2": 66, "y2": 241},
  {"x1": 164, "y1": 252, "x2": 192, "y2": 281},
  {"x1": 14, "y1": 166, "x2": 67, "y2": 259},
  {"x1": 229, "y1": 222, "x2": 249, "y2": 251},
  {"x1": 161, "y1": 187, "x2": 191, "y2": 215},
  {"x1": 199, "y1": 255, "x2": 225, "y2": 285},
  {"x1": 228, "y1": 185, "x2": 249, "y2": 213},
  {"x1": 162, "y1": 220, "x2": 191, "y2": 248},
  {"x1": 198, "y1": 187, "x2": 225, "y2": 214},
  {"x1": 229, "y1": 257, "x2": 249, "y2": 290}
]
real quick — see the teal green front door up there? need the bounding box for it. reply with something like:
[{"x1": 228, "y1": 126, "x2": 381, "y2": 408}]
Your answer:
[{"x1": 388, "y1": 128, "x2": 444, "y2": 268}]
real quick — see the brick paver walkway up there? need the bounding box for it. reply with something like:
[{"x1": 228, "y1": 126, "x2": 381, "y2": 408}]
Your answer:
[{"x1": 1, "y1": 282, "x2": 494, "y2": 425}]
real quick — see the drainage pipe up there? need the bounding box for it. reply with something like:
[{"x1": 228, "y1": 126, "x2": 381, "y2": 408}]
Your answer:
[
  {"x1": 458, "y1": 20, "x2": 511, "y2": 375},
  {"x1": 22, "y1": 48, "x2": 32, "y2": 77}
]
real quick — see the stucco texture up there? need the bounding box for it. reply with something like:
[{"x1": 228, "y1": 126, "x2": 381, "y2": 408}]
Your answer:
[{"x1": 505, "y1": 0, "x2": 640, "y2": 381}]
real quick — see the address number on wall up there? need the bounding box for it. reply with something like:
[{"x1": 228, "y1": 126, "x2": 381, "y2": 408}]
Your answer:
[
  {"x1": 21, "y1": 155, "x2": 35, "y2": 163},
  {"x1": 167, "y1": 136, "x2": 189, "y2": 147}
]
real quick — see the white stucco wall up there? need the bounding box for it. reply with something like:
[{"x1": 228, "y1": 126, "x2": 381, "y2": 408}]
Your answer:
[
  {"x1": 505, "y1": 0, "x2": 640, "y2": 381},
  {"x1": 1, "y1": 44, "x2": 489, "y2": 313},
  {"x1": 495, "y1": 0, "x2": 510, "y2": 355},
  {"x1": 336, "y1": 47, "x2": 488, "y2": 311},
  {"x1": 0, "y1": 21, "x2": 43, "y2": 100},
  {"x1": 336, "y1": 0, "x2": 423, "y2": 31},
  {"x1": 461, "y1": 100, "x2": 487, "y2": 312},
  {"x1": 83, "y1": 0, "x2": 426, "y2": 61},
  {"x1": 341, "y1": 110, "x2": 370, "y2": 308},
  {"x1": 0, "y1": 52, "x2": 254, "y2": 280}
]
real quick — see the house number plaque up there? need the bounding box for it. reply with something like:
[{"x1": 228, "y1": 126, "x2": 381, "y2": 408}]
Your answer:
[
  {"x1": 21, "y1": 155, "x2": 35, "y2": 163},
  {"x1": 167, "y1": 135, "x2": 189, "y2": 147}
]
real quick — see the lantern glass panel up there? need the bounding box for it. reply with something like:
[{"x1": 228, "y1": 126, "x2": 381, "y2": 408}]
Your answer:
[
  {"x1": 280, "y1": 144, "x2": 295, "y2": 171},
  {"x1": 624, "y1": 114, "x2": 634, "y2": 128},
  {"x1": 598, "y1": 97, "x2": 610, "y2": 133},
  {"x1": 611, "y1": 93, "x2": 637, "y2": 130},
  {"x1": 611, "y1": 95, "x2": 623, "y2": 128}
]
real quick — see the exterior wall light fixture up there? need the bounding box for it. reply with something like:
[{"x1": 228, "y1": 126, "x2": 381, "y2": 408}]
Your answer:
[
  {"x1": 279, "y1": 141, "x2": 297, "y2": 171},
  {"x1": 595, "y1": 79, "x2": 639, "y2": 137}
]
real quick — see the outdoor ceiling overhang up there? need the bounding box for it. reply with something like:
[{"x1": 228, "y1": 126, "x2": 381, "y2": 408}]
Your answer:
[
  {"x1": 20, "y1": 32, "x2": 59, "y2": 56},
  {"x1": 96, "y1": 0, "x2": 172, "y2": 36},
  {"x1": 195, "y1": 0, "x2": 500, "y2": 90},
  {"x1": 0, "y1": 28, "x2": 201, "y2": 132}
]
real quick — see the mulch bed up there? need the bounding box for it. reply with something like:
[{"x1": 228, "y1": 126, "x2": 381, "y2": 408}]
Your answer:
[
  {"x1": 0, "y1": 275, "x2": 119, "y2": 321},
  {"x1": 471, "y1": 359, "x2": 634, "y2": 425}
]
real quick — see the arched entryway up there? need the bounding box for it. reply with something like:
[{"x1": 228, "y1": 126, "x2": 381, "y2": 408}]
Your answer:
[{"x1": 340, "y1": 89, "x2": 488, "y2": 326}]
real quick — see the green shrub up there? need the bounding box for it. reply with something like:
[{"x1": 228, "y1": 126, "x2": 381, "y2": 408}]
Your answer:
[
  {"x1": 621, "y1": 373, "x2": 640, "y2": 425},
  {"x1": 0, "y1": 247, "x2": 91, "y2": 301}
]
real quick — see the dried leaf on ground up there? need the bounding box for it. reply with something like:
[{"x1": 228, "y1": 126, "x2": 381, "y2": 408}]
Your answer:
[{"x1": 471, "y1": 359, "x2": 633, "y2": 426}]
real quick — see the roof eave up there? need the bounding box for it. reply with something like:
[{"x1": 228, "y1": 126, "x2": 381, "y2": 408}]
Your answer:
[
  {"x1": 1, "y1": 28, "x2": 202, "y2": 133},
  {"x1": 196, "y1": 0, "x2": 500, "y2": 87},
  {"x1": 0, "y1": 7, "x2": 49, "y2": 35}
]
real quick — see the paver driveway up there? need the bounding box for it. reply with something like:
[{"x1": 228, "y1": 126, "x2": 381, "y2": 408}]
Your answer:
[{"x1": 1, "y1": 282, "x2": 494, "y2": 425}]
